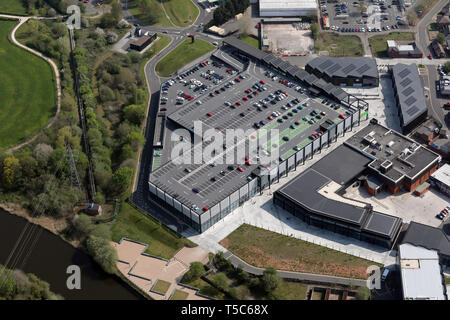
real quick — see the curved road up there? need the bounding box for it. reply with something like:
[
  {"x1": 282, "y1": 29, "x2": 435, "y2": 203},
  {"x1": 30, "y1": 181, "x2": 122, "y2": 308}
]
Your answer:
[{"x1": 0, "y1": 14, "x2": 62, "y2": 152}]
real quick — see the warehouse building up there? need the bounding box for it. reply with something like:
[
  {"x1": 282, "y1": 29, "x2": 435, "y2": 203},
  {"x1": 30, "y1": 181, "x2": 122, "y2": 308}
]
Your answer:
[
  {"x1": 273, "y1": 143, "x2": 403, "y2": 248},
  {"x1": 398, "y1": 243, "x2": 447, "y2": 300},
  {"x1": 391, "y1": 64, "x2": 428, "y2": 134},
  {"x1": 430, "y1": 163, "x2": 450, "y2": 197},
  {"x1": 259, "y1": 0, "x2": 318, "y2": 17},
  {"x1": 305, "y1": 57, "x2": 379, "y2": 87}
]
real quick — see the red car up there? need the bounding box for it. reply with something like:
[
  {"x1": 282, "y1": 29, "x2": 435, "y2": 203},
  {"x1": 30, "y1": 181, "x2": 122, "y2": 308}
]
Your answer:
[
  {"x1": 428, "y1": 54, "x2": 433, "y2": 59},
  {"x1": 237, "y1": 166, "x2": 244, "y2": 172},
  {"x1": 255, "y1": 23, "x2": 260, "y2": 29},
  {"x1": 83, "y1": 0, "x2": 89, "y2": 3},
  {"x1": 243, "y1": 96, "x2": 248, "y2": 101},
  {"x1": 245, "y1": 160, "x2": 252, "y2": 166},
  {"x1": 245, "y1": 156, "x2": 249, "y2": 161},
  {"x1": 295, "y1": 121, "x2": 300, "y2": 125},
  {"x1": 236, "y1": 101, "x2": 241, "y2": 106},
  {"x1": 203, "y1": 206, "x2": 209, "y2": 211},
  {"x1": 235, "y1": 78, "x2": 241, "y2": 82},
  {"x1": 260, "y1": 80, "x2": 266, "y2": 84},
  {"x1": 268, "y1": 115, "x2": 274, "y2": 120},
  {"x1": 339, "y1": 114, "x2": 346, "y2": 119},
  {"x1": 245, "y1": 89, "x2": 251, "y2": 93},
  {"x1": 160, "y1": 107, "x2": 167, "y2": 111},
  {"x1": 206, "y1": 112, "x2": 212, "y2": 117}
]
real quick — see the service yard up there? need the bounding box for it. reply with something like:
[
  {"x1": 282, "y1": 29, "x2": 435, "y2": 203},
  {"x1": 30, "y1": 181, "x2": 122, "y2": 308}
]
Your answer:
[{"x1": 263, "y1": 23, "x2": 314, "y2": 55}]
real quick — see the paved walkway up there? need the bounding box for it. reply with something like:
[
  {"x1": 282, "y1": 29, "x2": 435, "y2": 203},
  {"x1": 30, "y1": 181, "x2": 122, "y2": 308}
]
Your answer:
[
  {"x1": 113, "y1": 238, "x2": 210, "y2": 300},
  {"x1": 0, "y1": 14, "x2": 61, "y2": 152}
]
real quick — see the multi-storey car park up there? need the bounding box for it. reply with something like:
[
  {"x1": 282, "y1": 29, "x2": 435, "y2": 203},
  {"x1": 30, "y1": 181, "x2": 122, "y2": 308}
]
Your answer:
[{"x1": 148, "y1": 37, "x2": 370, "y2": 233}]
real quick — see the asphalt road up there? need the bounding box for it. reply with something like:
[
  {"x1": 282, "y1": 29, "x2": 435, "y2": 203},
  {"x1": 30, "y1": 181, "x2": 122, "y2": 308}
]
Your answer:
[
  {"x1": 426, "y1": 64, "x2": 448, "y2": 127},
  {"x1": 416, "y1": 0, "x2": 449, "y2": 56}
]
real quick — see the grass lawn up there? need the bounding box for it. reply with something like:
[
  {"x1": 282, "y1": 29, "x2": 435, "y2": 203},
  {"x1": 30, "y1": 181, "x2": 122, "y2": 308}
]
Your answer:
[
  {"x1": 181, "y1": 277, "x2": 226, "y2": 299},
  {"x1": 156, "y1": 38, "x2": 215, "y2": 77},
  {"x1": 0, "y1": 0, "x2": 28, "y2": 15},
  {"x1": 110, "y1": 202, "x2": 195, "y2": 259},
  {"x1": 220, "y1": 224, "x2": 382, "y2": 279},
  {"x1": 445, "y1": 277, "x2": 450, "y2": 285},
  {"x1": 170, "y1": 289, "x2": 189, "y2": 300},
  {"x1": 315, "y1": 32, "x2": 363, "y2": 57},
  {"x1": 152, "y1": 279, "x2": 171, "y2": 294},
  {"x1": 0, "y1": 19, "x2": 56, "y2": 149},
  {"x1": 368, "y1": 32, "x2": 415, "y2": 57},
  {"x1": 238, "y1": 34, "x2": 260, "y2": 48},
  {"x1": 272, "y1": 281, "x2": 308, "y2": 300},
  {"x1": 127, "y1": 0, "x2": 198, "y2": 27}
]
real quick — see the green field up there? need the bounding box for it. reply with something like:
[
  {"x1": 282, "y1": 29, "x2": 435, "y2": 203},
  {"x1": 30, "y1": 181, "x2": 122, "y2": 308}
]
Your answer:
[
  {"x1": 238, "y1": 34, "x2": 260, "y2": 48},
  {"x1": 0, "y1": 0, "x2": 28, "y2": 15},
  {"x1": 0, "y1": 19, "x2": 56, "y2": 149},
  {"x1": 315, "y1": 32, "x2": 363, "y2": 57},
  {"x1": 110, "y1": 202, "x2": 195, "y2": 259},
  {"x1": 170, "y1": 289, "x2": 189, "y2": 300},
  {"x1": 368, "y1": 32, "x2": 415, "y2": 57},
  {"x1": 221, "y1": 224, "x2": 382, "y2": 279},
  {"x1": 155, "y1": 39, "x2": 215, "y2": 77},
  {"x1": 152, "y1": 279, "x2": 171, "y2": 294},
  {"x1": 128, "y1": 0, "x2": 199, "y2": 27}
]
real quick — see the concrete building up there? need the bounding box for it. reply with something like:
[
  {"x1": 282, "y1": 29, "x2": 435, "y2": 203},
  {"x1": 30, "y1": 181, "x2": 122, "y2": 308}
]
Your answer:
[
  {"x1": 387, "y1": 40, "x2": 423, "y2": 58},
  {"x1": 130, "y1": 34, "x2": 157, "y2": 52},
  {"x1": 391, "y1": 64, "x2": 428, "y2": 134},
  {"x1": 430, "y1": 163, "x2": 450, "y2": 197},
  {"x1": 398, "y1": 243, "x2": 447, "y2": 300},
  {"x1": 305, "y1": 57, "x2": 379, "y2": 87},
  {"x1": 273, "y1": 143, "x2": 403, "y2": 248},
  {"x1": 259, "y1": 0, "x2": 318, "y2": 17},
  {"x1": 345, "y1": 121, "x2": 441, "y2": 194}
]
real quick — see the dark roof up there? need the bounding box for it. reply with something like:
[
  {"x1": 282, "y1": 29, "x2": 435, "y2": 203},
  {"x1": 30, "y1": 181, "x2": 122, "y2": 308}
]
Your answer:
[
  {"x1": 131, "y1": 35, "x2": 153, "y2": 46},
  {"x1": 278, "y1": 168, "x2": 368, "y2": 225},
  {"x1": 311, "y1": 145, "x2": 372, "y2": 185},
  {"x1": 223, "y1": 37, "x2": 267, "y2": 60},
  {"x1": 402, "y1": 221, "x2": 450, "y2": 257},
  {"x1": 392, "y1": 64, "x2": 427, "y2": 126},
  {"x1": 307, "y1": 57, "x2": 378, "y2": 79},
  {"x1": 363, "y1": 211, "x2": 401, "y2": 237}
]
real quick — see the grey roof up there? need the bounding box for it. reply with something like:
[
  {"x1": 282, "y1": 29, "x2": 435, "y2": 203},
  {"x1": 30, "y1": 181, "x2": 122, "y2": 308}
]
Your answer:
[
  {"x1": 431, "y1": 163, "x2": 450, "y2": 187},
  {"x1": 392, "y1": 64, "x2": 427, "y2": 127},
  {"x1": 223, "y1": 37, "x2": 267, "y2": 60},
  {"x1": 399, "y1": 243, "x2": 447, "y2": 300},
  {"x1": 401, "y1": 221, "x2": 450, "y2": 258},
  {"x1": 277, "y1": 144, "x2": 402, "y2": 237},
  {"x1": 307, "y1": 57, "x2": 379, "y2": 79}
]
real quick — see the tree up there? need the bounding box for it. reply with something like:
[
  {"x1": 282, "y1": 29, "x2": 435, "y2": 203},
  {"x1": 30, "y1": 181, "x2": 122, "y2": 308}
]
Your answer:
[
  {"x1": 310, "y1": 22, "x2": 319, "y2": 40},
  {"x1": 213, "y1": 273, "x2": 229, "y2": 291},
  {"x1": 182, "y1": 262, "x2": 206, "y2": 283},
  {"x1": 0, "y1": 267, "x2": 16, "y2": 299},
  {"x1": 99, "y1": 85, "x2": 115, "y2": 102},
  {"x1": 72, "y1": 214, "x2": 93, "y2": 238},
  {"x1": 34, "y1": 143, "x2": 54, "y2": 165},
  {"x1": 356, "y1": 286, "x2": 370, "y2": 300},
  {"x1": 261, "y1": 267, "x2": 280, "y2": 293},
  {"x1": 126, "y1": 131, "x2": 145, "y2": 151},
  {"x1": 111, "y1": 0, "x2": 123, "y2": 23},
  {"x1": 437, "y1": 32, "x2": 446, "y2": 45},
  {"x1": 2, "y1": 157, "x2": 20, "y2": 189},
  {"x1": 123, "y1": 104, "x2": 146, "y2": 126},
  {"x1": 111, "y1": 167, "x2": 133, "y2": 194},
  {"x1": 86, "y1": 235, "x2": 117, "y2": 274},
  {"x1": 443, "y1": 61, "x2": 450, "y2": 74}
]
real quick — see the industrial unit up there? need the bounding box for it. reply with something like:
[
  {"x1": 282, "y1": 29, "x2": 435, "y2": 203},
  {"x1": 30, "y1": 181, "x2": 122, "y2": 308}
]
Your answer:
[
  {"x1": 259, "y1": 0, "x2": 318, "y2": 17},
  {"x1": 430, "y1": 163, "x2": 450, "y2": 197},
  {"x1": 305, "y1": 57, "x2": 379, "y2": 87},
  {"x1": 398, "y1": 243, "x2": 447, "y2": 300},
  {"x1": 391, "y1": 64, "x2": 428, "y2": 134}
]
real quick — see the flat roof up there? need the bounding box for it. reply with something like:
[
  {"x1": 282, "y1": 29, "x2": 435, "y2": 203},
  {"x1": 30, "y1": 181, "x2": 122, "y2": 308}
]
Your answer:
[
  {"x1": 131, "y1": 35, "x2": 153, "y2": 46},
  {"x1": 259, "y1": 0, "x2": 318, "y2": 10},
  {"x1": 391, "y1": 64, "x2": 427, "y2": 126},
  {"x1": 402, "y1": 221, "x2": 450, "y2": 257},
  {"x1": 399, "y1": 244, "x2": 447, "y2": 300},
  {"x1": 223, "y1": 37, "x2": 267, "y2": 61},
  {"x1": 276, "y1": 144, "x2": 402, "y2": 236},
  {"x1": 345, "y1": 122, "x2": 441, "y2": 183},
  {"x1": 307, "y1": 57, "x2": 379, "y2": 79},
  {"x1": 431, "y1": 163, "x2": 450, "y2": 186}
]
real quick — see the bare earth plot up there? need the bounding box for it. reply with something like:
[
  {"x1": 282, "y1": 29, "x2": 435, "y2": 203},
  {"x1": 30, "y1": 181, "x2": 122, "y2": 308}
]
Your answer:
[{"x1": 264, "y1": 24, "x2": 314, "y2": 55}]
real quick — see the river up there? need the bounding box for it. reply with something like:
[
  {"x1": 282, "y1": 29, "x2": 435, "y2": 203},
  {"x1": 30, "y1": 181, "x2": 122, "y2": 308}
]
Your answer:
[{"x1": 0, "y1": 209, "x2": 143, "y2": 300}]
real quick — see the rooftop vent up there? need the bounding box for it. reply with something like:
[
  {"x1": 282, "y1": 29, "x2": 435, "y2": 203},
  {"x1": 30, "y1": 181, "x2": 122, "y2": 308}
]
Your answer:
[
  {"x1": 380, "y1": 160, "x2": 393, "y2": 173},
  {"x1": 387, "y1": 141, "x2": 395, "y2": 147},
  {"x1": 364, "y1": 134, "x2": 375, "y2": 144}
]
